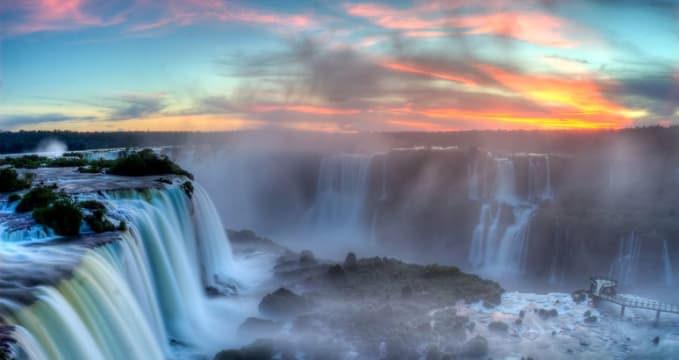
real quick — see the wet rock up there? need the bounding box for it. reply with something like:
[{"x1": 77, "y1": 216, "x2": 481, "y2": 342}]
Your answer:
[
  {"x1": 458, "y1": 335, "x2": 488, "y2": 357},
  {"x1": 572, "y1": 289, "x2": 587, "y2": 304},
  {"x1": 299, "y1": 250, "x2": 317, "y2": 266},
  {"x1": 488, "y1": 321, "x2": 508, "y2": 333},
  {"x1": 514, "y1": 318, "x2": 522, "y2": 326},
  {"x1": 519, "y1": 310, "x2": 525, "y2": 318},
  {"x1": 206, "y1": 286, "x2": 220, "y2": 297},
  {"x1": 584, "y1": 316, "x2": 598, "y2": 323},
  {"x1": 537, "y1": 308, "x2": 558, "y2": 320},
  {"x1": 343, "y1": 252, "x2": 357, "y2": 271},
  {"x1": 214, "y1": 339, "x2": 274, "y2": 360},
  {"x1": 259, "y1": 288, "x2": 312, "y2": 318},
  {"x1": 325, "y1": 264, "x2": 346, "y2": 281},
  {"x1": 652, "y1": 336, "x2": 660, "y2": 345},
  {"x1": 237, "y1": 317, "x2": 282, "y2": 337}
]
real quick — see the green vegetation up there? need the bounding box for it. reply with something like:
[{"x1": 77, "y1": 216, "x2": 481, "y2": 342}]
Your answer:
[
  {"x1": 80, "y1": 200, "x2": 106, "y2": 210},
  {"x1": 84, "y1": 208, "x2": 116, "y2": 233},
  {"x1": 33, "y1": 198, "x2": 83, "y2": 236},
  {"x1": 0, "y1": 168, "x2": 33, "y2": 193},
  {"x1": 0, "y1": 148, "x2": 193, "y2": 181},
  {"x1": 108, "y1": 149, "x2": 193, "y2": 179},
  {"x1": 16, "y1": 186, "x2": 58, "y2": 212},
  {"x1": 0, "y1": 154, "x2": 89, "y2": 169},
  {"x1": 181, "y1": 180, "x2": 194, "y2": 198}
]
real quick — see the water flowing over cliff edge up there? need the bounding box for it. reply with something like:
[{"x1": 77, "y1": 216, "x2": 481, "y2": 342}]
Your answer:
[
  {"x1": 0, "y1": 168, "x2": 260, "y2": 359},
  {"x1": 175, "y1": 145, "x2": 678, "y2": 291}
]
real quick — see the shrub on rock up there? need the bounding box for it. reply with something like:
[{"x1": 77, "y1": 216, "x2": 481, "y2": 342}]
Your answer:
[
  {"x1": 33, "y1": 198, "x2": 83, "y2": 236},
  {"x1": 0, "y1": 168, "x2": 34, "y2": 193},
  {"x1": 108, "y1": 149, "x2": 193, "y2": 179},
  {"x1": 16, "y1": 186, "x2": 57, "y2": 212}
]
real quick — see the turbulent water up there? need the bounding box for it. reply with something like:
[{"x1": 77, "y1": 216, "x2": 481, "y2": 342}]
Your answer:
[
  {"x1": 0, "y1": 181, "x2": 243, "y2": 359},
  {"x1": 467, "y1": 155, "x2": 546, "y2": 276}
]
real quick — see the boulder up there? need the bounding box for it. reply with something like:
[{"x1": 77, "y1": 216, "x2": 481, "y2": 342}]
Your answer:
[
  {"x1": 537, "y1": 308, "x2": 558, "y2": 320},
  {"x1": 214, "y1": 339, "x2": 274, "y2": 360},
  {"x1": 325, "y1": 264, "x2": 346, "y2": 281},
  {"x1": 571, "y1": 289, "x2": 587, "y2": 304},
  {"x1": 343, "y1": 252, "x2": 358, "y2": 271},
  {"x1": 488, "y1": 321, "x2": 508, "y2": 333},
  {"x1": 458, "y1": 335, "x2": 488, "y2": 357},
  {"x1": 299, "y1": 250, "x2": 317, "y2": 266},
  {"x1": 259, "y1": 288, "x2": 312, "y2": 318}
]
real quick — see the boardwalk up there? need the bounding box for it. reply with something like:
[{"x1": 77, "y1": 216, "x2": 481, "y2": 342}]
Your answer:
[{"x1": 589, "y1": 277, "x2": 679, "y2": 322}]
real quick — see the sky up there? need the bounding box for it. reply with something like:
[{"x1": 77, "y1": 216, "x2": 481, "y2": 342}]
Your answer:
[{"x1": 0, "y1": 0, "x2": 678, "y2": 132}]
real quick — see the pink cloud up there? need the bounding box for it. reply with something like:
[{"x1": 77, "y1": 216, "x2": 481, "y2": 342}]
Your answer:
[
  {"x1": 453, "y1": 12, "x2": 577, "y2": 48},
  {"x1": 129, "y1": 0, "x2": 314, "y2": 32},
  {"x1": 5, "y1": 0, "x2": 125, "y2": 35},
  {"x1": 343, "y1": 2, "x2": 579, "y2": 48}
]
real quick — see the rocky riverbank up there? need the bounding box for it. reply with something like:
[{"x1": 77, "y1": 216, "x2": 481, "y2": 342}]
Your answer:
[{"x1": 221, "y1": 230, "x2": 679, "y2": 360}]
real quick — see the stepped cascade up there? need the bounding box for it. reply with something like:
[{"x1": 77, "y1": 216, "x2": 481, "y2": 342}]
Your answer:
[{"x1": 0, "y1": 172, "x2": 240, "y2": 359}]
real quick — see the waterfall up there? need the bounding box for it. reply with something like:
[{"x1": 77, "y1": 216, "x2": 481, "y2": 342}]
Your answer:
[
  {"x1": 1, "y1": 182, "x2": 240, "y2": 359},
  {"x1": 527, "y1": 155, "x2": 554, "y2": 202},
  {"x1": 313, "y1": 154, "x2": 372, "y2": 242},
  {"x1": 608, "y1": 232, "x2": 642, "y2": 285},
  {"x1": 467, "y1": 156, "x2": 536, "y2": 275},
  {"x1": 662, "y1": 239, "x2": 674, "y2": 286},
  {"x1": 544, "y1": 155, "x2": 554, "y2": 200},
  {"x1": 4, "y1": 249, "x2": 165, "y2": 360}
]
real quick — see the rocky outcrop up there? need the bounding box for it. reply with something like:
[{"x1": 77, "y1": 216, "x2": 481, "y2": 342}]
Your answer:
[{"x1": 258, "y1": 288, "x2": 313, "y2": 319}]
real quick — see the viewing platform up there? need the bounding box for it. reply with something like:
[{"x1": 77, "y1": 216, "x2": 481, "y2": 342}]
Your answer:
[{"x1": 589, "y1": 277, "x2": 679, "y2": 322}]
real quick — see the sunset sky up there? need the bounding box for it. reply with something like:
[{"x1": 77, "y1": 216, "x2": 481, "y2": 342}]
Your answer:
[{"x1": 1, "y1": 0, "x2": 678, "y2": 132}]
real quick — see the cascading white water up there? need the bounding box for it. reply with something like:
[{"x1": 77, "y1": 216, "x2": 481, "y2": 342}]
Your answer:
[
  {"x1": 5, "y1": 249, "x2": 166, "y2": 360},
  {"x1": 608, "y1": 232, "x2": 642, "y2": 285},
  {"x1": 1, "y1": 182, "x2": 242, "y2": 359},
  {"x1": 662, "y1": 239, "x2": 674, "y2": 286},
  {"x1": 467, "y1": 156, "x2": 537, "y2": 275},
  {"x1": 313, "y1": 154, "x2": 372, "y2": 243},
  {"x1": 527, "y1": 155, "x2": 554, "y2": 202}
]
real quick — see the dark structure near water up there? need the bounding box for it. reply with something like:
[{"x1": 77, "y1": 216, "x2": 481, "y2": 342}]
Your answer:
[{"x1": 589, "y1": 277, "x2": 679, "y2": 323}]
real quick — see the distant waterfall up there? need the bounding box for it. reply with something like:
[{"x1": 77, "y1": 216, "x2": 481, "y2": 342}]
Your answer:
[
  {"x1": 1, "y1": 183, "x2": 240, "y2": 359},
  {"x1": 527, "y1": 154, "x2": 554, "y2": 201},
  {"x1": 313, "y1": 154, "x2": 372, "y2": 242},
  {"x1": 608, "y1": 233, "x2": 642, "y2": 285},
  {"x1": 468, "y1": 156, "x2": 536, "y2": 275},
  {"x1": 662, "y1": 239, "x2": 674, "y2": 286}
]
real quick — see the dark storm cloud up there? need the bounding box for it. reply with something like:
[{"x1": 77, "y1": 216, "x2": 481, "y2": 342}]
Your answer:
[
  {"x1": 107, "y1": 94, "x2": 166, "y2": 120},
  {"x1": 0, "y1": 113, "x2": 97, "y2": 128}
]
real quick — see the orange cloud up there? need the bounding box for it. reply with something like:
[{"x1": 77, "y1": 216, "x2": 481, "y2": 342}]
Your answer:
[
  {"x1": 381, "y1": 61, "x2": 477, "y2": 86},
  {"x1": 252, "y1": 105, "x2": 360, "y2": 115},
  {"x1": 388, "y1": 118, "x2": 461, "y2": 131},
  {"x1": 478, "y1": 64, "x2": 628, "y2": 116},
  {"x1": 388, "y1": 106, "x2": 624, "y2": 130}
]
